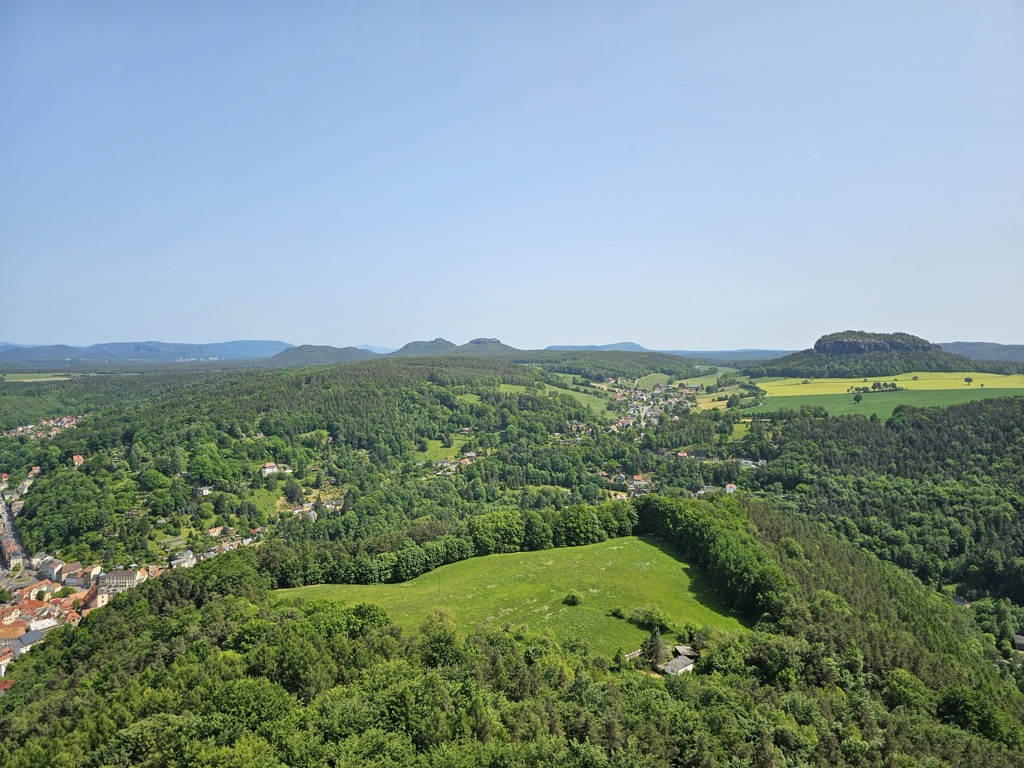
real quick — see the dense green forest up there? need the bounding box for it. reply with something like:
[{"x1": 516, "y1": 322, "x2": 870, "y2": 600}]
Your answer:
[
  {"x1": 0, "y1": 371, "x2": 212, "y2": 430},
  {"x1": 748, "y1": 397, "x2": 1024, "y2": 647},
  {"x1": 3, "y1": 495, "x2": 1024, "y2": 766},
  {"x1": 3, "y1": 354, "x2": 1024, "y2": 765}
]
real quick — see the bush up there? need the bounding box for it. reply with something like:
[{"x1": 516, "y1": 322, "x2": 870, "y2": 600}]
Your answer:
[
  {"x1": 563, "y1": 591, "x2": 582, "y2": 606},
  {"x1": 629, "y1": 605, "x2": 673, "y2": 632}
]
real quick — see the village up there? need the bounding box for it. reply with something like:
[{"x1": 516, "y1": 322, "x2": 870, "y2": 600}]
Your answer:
[
  {"x1": 2, "y1": 414, "x2": 82, "y2": 441},
  {"x1": 606, "y1": 377, "x2": 696, "y2": 431},
  {"x1": 0, "y1": 483, "x2": 260, "y2": 692}
]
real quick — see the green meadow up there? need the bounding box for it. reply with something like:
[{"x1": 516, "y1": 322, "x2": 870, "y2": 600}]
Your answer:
[
  {"x1": 275, "y1": 536, "x2": 744, "y2": 656},
  {"x1": 636, "y1": 372, "x2": 670, "y2": 390},
  {"x1": 749, "y1": 388, "x2": 1024, "y2": 419},
  {"x1": 420, "y1": 436, "x2": 471, "y2": 462},
  {"x1": 501, "y1": 382, "x2": 609, "y2": 419}
]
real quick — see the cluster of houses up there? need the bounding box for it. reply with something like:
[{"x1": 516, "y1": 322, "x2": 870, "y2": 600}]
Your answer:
[
  {"x1": 0, "y1": 556, "x2": 155, "y2": 678},
  {"x1": 0, "y1": 529, "x2": 262, "y2": 686},
  {"x1": 601, "y1": 471, "x2": 652, "y2": 497},
  {"x1": 434, "y1": 452, "x2": 477, "y2": 477},
  {"x1": 2, "y1": 415, "x2": 82, "y2": 441},
  {"x1": 608, "y1": 381, "x2": 692, "y2": 430},
  {"x1": 7, "y1": 466, "x2": 42, "y2": 499},
  {"x1": 260, "y1": 462, "x2": 293, "y2": 477}
]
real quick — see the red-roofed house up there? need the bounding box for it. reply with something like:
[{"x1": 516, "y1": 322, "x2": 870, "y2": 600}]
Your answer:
[
  {"x1": 14, "y1": 580, "x2": 61, "y2": 602},
  {"x1": 0, "y1": 621, "x2": 29, "y2": 644},
  {"x1": 72, "y1": 455, "x2": 85, "y2": 468},
  {"x1": 0, "y1": 645, "x2": 14, "y2": 676}
]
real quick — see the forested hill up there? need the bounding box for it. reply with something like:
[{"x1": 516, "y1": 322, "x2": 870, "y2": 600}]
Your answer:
[
  {"x1": 240, "y1": 338, "x2": 704, "y2": 381},
  {"x1": 745, "y1": 330, "x2": 1024, "y2": 377},
  {"x1": 4, "y1": 357, "x2": 598, "y2": 564},
  {"x1": 941, "y1": 341, "x2": 1024, "y2": 362},
  {"x1": 3, "y1": 496, "x2": 1024, "y2": 766},
  {"x1": 262, "y1": 345, "x2": 378, "y2": 367},
  {"x1": 753, "y1": 396, "x2": 1024, "y2": 604}
]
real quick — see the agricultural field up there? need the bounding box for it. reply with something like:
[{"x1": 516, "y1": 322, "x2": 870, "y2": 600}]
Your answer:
[
  {"x1": 275, "y1": 536, "x2": 744, "y2": 656},
  {"x1": 749, "y1": 371, "x2": 1024, "y2": 419},
  {"x1": 1, "y1": 372, "x2": 77, "y2": 382},
  {"x1": 759, "y1": 371, "x2": 1024, "y2": 395}
]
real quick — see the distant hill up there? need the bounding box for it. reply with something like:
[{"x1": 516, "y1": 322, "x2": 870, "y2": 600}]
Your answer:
[
  {"x1": 0, "y1": 340, "x2": 293, "y2": 364},
  {"x1": 747, "y1": 331, "x2": 1024, "y2": 378},
  {"x1": 940, "y1": 341, "x2": 1024, "y2": 362},
  {"x1": 547, "y1": 342, "x2": 793, "y2": 363},
  {"x1": 0, "y1": 344, "x2": 90, "y2": 362},
  {"x1": 449, "y1": 338, "x2": 524, "y2": 357},
  {"x1": 547, "y1": 342, "x2": 649, "y2": 352},
  {"x1": 357, "y1": 344, "x2": 396, "y2": 355},
  {"x1": 263, "y1": 345, "x2": 378, "y2": 367},
  {"x1": 659, "y1": 349, "x2": 795, "y2": 363},
  {"x1": 390, "y1": 338, "x2": 459, "y2": 356},
  {"x1": 383, "y1": 337, "x2": 702, "y2": 379}
]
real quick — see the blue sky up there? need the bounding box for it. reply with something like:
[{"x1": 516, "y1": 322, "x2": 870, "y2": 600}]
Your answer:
[{"x1": 2, "y1": 2, "x2": 1022, "y2": 349}]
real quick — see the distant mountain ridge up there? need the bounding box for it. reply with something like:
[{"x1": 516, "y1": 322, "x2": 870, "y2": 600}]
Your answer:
[
  {"x1": 0, "y1": 340, "x2": 293, "y2": 363},
  {"x1": 547, "y1": 342, "x2": 648, "y2": 352},
  {"x1": 4, "y1": 334, "x2": 1022, "y2": 371},
  {"x1": 939, "y1": 341, "x2": 1024, "y2": 363},
  {"x1": 547, "y1": 342, "x2": 794, "y2": 363}
]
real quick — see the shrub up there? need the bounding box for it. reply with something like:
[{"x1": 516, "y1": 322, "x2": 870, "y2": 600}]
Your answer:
[{"x1": 629, "y1": 605, "x2": 673, "y2": 632}]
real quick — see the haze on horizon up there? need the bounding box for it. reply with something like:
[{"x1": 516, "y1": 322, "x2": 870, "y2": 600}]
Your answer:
[{"x1": 2, "y1": 2, "x2": 1022, "y2": 350}]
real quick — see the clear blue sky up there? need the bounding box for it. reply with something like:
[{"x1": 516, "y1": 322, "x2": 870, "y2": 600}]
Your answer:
[{"x1": 3, "y1": 2, "x2": 1022, "y2": 349}]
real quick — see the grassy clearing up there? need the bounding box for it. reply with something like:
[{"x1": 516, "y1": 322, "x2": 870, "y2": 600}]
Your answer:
[
  {"x1": 499, "y1": 384, "x2": 532, "y2": 395},
  {"x1": 420, "y1": 437, "x2": 470, "y2": 462},
  {"x1": 247, "y1": 487, "x2": 284, "y2": 518},
  {"x1": 749, "y1": 389, "x2": 1024, "y2": 420},
  {"x1": 456, "y1": 393, "x2": 481, "y2": 405},
  {"x1": 636, "y1": 373, "x2": 670, "y2": 391},
  {"x1": 274, "y1": 536, "x2": 745, "y2": 656},
  {"x1": 500, "y1": 382, "x2": 609, "y2": 419},
  {"x1": 678, "y1": 371, "x2": 731, "y2": 389},
  {"x1": 545, "y1": 384, "x2": 610, "y2": 417}
]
